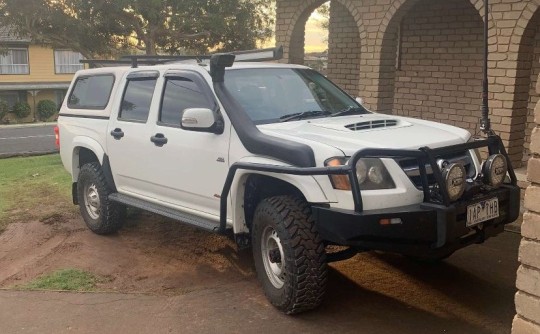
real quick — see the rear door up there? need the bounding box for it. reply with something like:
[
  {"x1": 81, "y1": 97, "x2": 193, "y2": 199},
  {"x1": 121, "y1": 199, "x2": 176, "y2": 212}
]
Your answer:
[{"x1": 106, "y1": 71, "x2": 160, "y2": 196}]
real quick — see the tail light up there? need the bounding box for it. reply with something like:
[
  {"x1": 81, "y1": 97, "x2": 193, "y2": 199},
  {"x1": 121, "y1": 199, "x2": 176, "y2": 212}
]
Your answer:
[{"x1": 54, "y1": 126, "x2": 60, "y2": 150}]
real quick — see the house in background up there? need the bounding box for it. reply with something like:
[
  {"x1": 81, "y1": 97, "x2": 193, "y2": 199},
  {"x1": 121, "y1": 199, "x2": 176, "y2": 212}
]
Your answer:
[{"x1": 0, "y1": 26, "x2": 83, "y2": 122}]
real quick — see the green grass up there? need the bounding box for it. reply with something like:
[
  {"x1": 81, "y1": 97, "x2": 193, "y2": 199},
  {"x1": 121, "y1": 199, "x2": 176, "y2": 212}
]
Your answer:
[
  {"x1": 19, "y1": 269, "x2": 101, "y2": 291},
  {"x1": 0, "y1": 154, "x2": 74, "y2": 232}
]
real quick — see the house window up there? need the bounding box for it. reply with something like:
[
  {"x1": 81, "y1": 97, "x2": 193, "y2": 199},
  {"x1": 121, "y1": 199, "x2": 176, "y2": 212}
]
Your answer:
[
  {"x1": 0, "y1": 48, "x2": 29, "y2": 75},
  {"x1": 54, "y1": 50, "x2": 84, "y2": 74},
  {"x1": 0, "y1": 91, "x2": 27, "y2": 109}
]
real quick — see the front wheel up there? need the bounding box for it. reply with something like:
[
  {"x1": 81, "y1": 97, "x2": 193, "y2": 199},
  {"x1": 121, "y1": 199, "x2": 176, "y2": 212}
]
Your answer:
[
  {"x1": 252, "y1": 196, "x2": 327, "y2": 314},
  {"x1": 77, "y1": 162, "x2": 123, "y2": 235}
]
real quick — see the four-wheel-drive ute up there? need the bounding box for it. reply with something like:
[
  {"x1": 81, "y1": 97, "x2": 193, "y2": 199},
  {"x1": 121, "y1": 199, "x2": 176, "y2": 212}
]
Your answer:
[{"x1": 56, "y1": 46, "x2": 520, "y2": 314}]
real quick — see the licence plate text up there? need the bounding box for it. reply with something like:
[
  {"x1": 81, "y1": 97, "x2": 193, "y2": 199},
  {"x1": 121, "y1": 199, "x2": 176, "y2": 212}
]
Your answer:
[{"x1": 467, "y1": 198, "x2": 499, "y2": 227}]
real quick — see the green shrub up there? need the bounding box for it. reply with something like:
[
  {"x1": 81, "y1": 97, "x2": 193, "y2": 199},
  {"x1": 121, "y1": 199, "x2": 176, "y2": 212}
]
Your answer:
[
  {"x1": 0, "y1": 100, "x2": 8, "y2": 120},
  {"x1": 11, "y1": 101, "x2": 31, "y2": 119},
  {"x1": 37, "y1": 99, "x2": 57, "y2": 120}
]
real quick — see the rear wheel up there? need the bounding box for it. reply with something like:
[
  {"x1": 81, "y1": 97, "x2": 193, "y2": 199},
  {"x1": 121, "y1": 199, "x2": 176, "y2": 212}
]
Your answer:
[
  {"x1": 252, "y1": 196, "x2": 327, "y2": 314},
  {"x1": 77, "y1": 162, "x2": 123, "y2": 235}
]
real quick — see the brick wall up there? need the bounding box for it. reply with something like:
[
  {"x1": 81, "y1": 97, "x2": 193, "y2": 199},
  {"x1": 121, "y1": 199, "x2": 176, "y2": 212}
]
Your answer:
[
  {"x1": 393, "y1": 0, "x2": 484, "y2": 134},
  {"x1": 512, "y1": 75, "x2": 540, "y2": 332},
  {"x1": 327, "y1": 1, "x2": 361, "y2": 96},
  {"x1": 276, "y1": 0, "x2": 540, "y2": 167},
  {"x1": 275, "y1": 0, "x2": 540, "y2": 329}
]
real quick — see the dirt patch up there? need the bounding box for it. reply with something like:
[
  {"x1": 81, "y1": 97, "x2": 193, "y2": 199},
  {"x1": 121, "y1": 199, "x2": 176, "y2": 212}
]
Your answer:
[{"x1": 0, "y1": 210, "x2": 255, "y2": 294}]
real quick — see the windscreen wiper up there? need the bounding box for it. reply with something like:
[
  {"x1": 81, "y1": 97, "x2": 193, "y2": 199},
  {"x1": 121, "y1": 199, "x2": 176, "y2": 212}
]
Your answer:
[
  {"x1": 332, "y1": 106, "x2": 368, "y2": 117},
  {"x1": 280, "y1": 110, "x2": 331, "y2": 122}
]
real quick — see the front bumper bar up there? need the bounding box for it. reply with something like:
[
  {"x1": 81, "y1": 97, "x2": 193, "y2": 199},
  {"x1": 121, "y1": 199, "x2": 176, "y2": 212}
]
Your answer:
[
  {"x1": 219, "y1": 135, "x2": 518, "y2": 256},
  {"x1": 311, "y1": 185, "x2": 520, "y2": 258}
]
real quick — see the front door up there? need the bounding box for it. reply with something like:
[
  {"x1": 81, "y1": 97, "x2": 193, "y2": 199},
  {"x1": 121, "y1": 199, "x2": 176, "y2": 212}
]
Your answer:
[{"x1": 145, "y1": 71, "x2": 231, "y2": 217}]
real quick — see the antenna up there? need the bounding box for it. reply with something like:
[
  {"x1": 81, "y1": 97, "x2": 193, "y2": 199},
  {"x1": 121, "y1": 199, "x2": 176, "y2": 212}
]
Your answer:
[{"x1": 480, "y1": 0, "x2": 493, "y2": 135}]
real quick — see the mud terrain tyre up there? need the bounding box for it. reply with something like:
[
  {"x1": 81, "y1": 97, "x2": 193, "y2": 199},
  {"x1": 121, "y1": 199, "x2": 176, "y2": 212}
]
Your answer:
[
  {"x1": 77, "y1": 162, "x2": 123, "y2": 235},
  {"x1": 252, "y1": 196, "x2": 327, "y2": 314}
]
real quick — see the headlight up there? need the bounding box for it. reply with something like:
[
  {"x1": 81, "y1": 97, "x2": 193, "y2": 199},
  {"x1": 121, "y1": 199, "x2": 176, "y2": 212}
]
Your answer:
[
  {"x1": 356, "y1": 160, "x2": 367, "y2": 184},
  {"x1": 442, "y1": 163, "x2": 466, "y2": 202},
  {"x1": 482, "y1": 154, "x2": 507, "y2": 188},
  {"x1": 326, "y1": 157, "x2": 395, "y2": 190}
]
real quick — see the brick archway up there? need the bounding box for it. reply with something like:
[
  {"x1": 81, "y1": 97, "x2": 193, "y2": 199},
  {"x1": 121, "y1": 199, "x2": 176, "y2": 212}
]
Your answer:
[
  {"x1": 377, "y1": 0, "x2": 496, "y2": 42},
  {"x1": 375, "y1": 0, "x2": 495, "y2": 113},
  {"x1": 513, "y1": 1, "x2": 540, "y2": 166},
  {"x1": 276, "y1": 0, "x2": 366, "y2": 96},
  {"x1": 373, "y1": 0, "x2": 486, "y2": 138},
  {"x1": 279, "y1": 0, "x2": 366, "y2": 64},
  {"x1": 376, "y1": 0, "x2": 540, "y2": 166}
]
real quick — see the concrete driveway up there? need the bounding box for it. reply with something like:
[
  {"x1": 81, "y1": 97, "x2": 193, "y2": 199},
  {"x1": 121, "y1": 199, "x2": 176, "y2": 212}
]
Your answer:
[{"x1": 0, "y1": 231, "x2": 520, "y2": 334}]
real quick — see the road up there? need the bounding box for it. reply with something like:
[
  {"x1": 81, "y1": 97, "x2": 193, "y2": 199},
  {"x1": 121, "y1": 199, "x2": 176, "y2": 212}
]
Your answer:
[
  {"x1": 0, "y1": 231, "x2": 520, "y2": 334},
  {"x1": 0, "y1": 124, "x2": 57, "y2": 158}
]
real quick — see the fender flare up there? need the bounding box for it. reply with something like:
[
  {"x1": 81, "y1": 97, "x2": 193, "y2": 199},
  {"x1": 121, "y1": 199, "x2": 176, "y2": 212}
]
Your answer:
[
  {"x1": 70, "y1": 136, "x2": 105, "y2": 181},
  {"x1": 228, "y1": 157, "x2": 333, "y2": 234}
]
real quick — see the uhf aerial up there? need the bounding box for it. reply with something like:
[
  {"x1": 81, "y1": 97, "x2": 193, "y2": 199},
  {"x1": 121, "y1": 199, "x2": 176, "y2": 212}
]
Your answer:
[{"x1": 480, "y1": 0, "x2": 494, "y2": 136}]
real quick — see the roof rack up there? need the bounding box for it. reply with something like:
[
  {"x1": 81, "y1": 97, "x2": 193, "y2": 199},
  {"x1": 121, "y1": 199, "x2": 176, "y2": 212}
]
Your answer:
[
  {"x1": 81, "y1": 45, "x2": 283, "y2": 69},
  {"x1": 80, "y1": 59, "x2": 167, "y2": 68}
]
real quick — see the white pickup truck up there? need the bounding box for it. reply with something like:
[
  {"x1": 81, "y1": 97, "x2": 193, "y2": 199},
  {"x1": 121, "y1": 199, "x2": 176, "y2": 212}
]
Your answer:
[{"x1": 57, "y1": 48, "x2": 520, "y2": 314}]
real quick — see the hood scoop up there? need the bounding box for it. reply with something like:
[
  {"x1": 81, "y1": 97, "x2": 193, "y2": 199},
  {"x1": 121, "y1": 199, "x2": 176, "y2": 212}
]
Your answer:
[{"x1": 345, "y1": 119, "x2": 398, "y2": 131}]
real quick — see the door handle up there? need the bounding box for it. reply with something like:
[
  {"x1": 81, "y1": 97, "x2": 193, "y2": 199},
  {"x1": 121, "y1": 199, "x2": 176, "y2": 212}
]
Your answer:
[
  {"x1": 151, "y1": 133, "x2": 168, "y2": 147},
  {"x1": 110, "y1": 128, "x2": 124, "y2": 140}
]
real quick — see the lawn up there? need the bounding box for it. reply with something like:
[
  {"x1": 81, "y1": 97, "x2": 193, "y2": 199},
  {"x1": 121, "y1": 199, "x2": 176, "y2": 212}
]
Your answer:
[
  {"x1": 0, "y1": 154, "x2": 75, "y2": 232},
  {"x1": 19, "y1": 269, "x2": 103, "y2": 291}
]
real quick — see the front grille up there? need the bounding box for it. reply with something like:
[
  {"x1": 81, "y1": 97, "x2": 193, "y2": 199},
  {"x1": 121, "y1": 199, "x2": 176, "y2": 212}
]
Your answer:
[
  {"x1": 396, "y1": 150, "x2": 476, "y2": 189},
  {"x1": 346, "y1": 119, "x2": 398, "y2": 131}
]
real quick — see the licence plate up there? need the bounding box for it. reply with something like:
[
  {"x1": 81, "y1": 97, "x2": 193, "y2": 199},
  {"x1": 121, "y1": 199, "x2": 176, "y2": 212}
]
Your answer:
[{"x1": 467, "y1": 198, "x2": 499, "y2": 227}]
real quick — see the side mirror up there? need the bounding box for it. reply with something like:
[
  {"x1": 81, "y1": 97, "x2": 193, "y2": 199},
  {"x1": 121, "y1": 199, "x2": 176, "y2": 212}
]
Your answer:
[
  {"x1": 355, "y1": 97, "x2": 364, "y2": 106},
  {"x1": 181, "y1": 108, "x2": 223, "y2": 134}
]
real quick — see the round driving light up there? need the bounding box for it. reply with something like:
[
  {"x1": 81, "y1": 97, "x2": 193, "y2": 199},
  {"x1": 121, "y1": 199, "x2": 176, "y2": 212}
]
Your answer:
[
  {"x1": 356, "y1": 160, "x2": 367, "y2": 184},
  {"x1": 443, "y1": 163, "x2": 466, "y2": 202},
  {"x1": 482, "y1": 154, "x2": 508, "y2": 188},
  {"x1": 368, "y1": 166, "x2": 384, "y2": 185}
]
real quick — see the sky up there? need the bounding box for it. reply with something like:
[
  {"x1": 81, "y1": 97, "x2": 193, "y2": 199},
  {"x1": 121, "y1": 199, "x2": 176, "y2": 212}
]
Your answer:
[
  {"x1": 264, "y1": 10, "x2": 328, "y2": 53},
  {"x1": 305, "y1": 11, "x2": 328, "y2": 52}
]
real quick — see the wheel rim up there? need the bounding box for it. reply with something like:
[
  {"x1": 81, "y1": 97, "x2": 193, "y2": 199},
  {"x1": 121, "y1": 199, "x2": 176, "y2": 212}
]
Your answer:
[
  {"x1": 261, "y1": 226, "x2": 286, "y2": 289},
  {"x1": 84, "y1": 183, "x2": 101, "y2": 220}
]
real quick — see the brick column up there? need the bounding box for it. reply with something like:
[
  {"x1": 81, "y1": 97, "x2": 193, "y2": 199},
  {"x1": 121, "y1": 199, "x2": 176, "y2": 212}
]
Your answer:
[
  {"x1": 512, "y1": 76, "x2": 540, "y2": 333},
  {"x1": 327, "y1": 1, "x2": 362, "y2": 96}
]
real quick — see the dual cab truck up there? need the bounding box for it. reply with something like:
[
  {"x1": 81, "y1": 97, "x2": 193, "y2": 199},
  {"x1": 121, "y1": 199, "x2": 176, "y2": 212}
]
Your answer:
[{"x1": 57, "y1": 49, "x2": 520, "y2": 314}]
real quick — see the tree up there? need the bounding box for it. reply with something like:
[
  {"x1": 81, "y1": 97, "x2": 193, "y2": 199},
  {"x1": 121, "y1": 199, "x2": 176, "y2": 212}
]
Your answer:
[
  {"x1": 0, "y1": 0, "x2": 275, "y2": 57},
  {"x1": 316, "y1": 2, "x2": 330, "y2": 31},
  {"x1": 0, "y1": 0, "x2": 129, "y2": 59}
]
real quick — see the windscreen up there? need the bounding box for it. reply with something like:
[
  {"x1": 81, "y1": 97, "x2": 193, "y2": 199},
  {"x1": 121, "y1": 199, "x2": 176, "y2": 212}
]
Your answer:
[{"x1": 223, "y1": 68, "x2": 368, "y2": 124}]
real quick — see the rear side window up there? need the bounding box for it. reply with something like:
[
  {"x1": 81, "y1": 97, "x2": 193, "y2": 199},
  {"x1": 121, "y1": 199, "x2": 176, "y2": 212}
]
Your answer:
[
  {"x1": 160, "y1": 78, "x2": 213, "y2": 126},
  {"x1": 67, "y1": 75, "x2": 114, "y2": 109},
  {"x1": 119, "y1": 79, "x2": 157, "y2": 122}
]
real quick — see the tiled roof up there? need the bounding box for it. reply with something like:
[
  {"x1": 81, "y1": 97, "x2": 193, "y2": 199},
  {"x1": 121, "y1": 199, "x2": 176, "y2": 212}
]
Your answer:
[{"x1": 0, "y1": 26, "x2": 31, "y2": 43}]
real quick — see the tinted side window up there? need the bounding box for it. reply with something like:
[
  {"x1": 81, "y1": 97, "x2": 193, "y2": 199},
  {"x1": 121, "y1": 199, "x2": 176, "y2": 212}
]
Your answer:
[
  {"x1": 119, "y1": 79, "x2": 157, "y2": 122},
  {"x1": 160, "y1": 78, "x2": 212, "y2": 126},
  {"x1": 68, "y1": 75, "x2": 114, "y2": 109}
]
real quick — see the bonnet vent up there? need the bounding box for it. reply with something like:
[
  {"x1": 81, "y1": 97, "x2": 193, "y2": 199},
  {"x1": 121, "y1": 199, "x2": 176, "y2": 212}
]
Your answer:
[{"x1": 345, "y1": 119, "x2": 398, "y2": 131}]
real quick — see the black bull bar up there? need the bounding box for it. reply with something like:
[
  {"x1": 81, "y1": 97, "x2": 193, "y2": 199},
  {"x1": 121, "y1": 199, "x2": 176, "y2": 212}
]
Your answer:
[{"x1": 217, "y1": 135, "x2": 517, "y2": 234}]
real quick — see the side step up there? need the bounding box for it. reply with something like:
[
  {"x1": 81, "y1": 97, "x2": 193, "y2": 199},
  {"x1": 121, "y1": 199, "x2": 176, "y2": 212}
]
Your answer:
[{"x1": 108, "y1": 193, "x2": 221, "y2": 233}]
